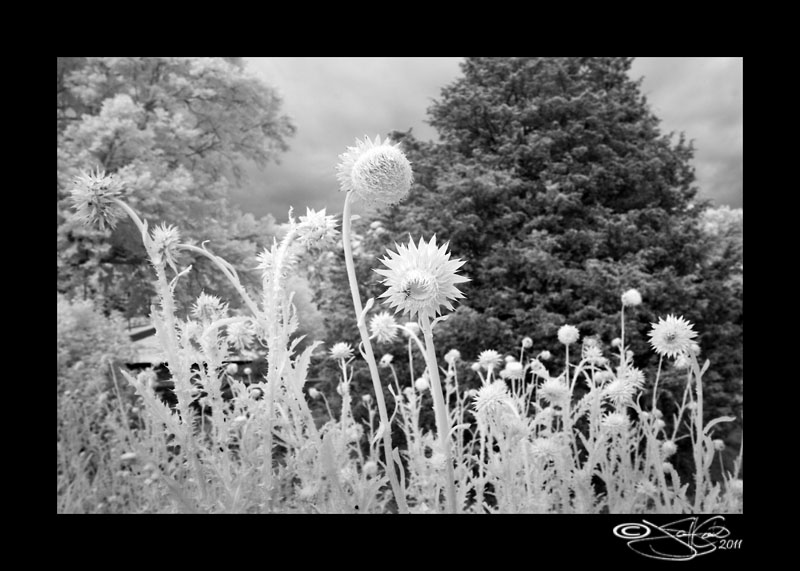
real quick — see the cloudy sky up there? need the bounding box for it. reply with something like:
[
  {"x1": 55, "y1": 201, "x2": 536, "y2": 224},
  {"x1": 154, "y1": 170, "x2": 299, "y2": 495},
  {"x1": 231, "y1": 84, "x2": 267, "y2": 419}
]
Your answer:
[{"x1": 231, "y1": 57, "x2": 742, "y2": 222}]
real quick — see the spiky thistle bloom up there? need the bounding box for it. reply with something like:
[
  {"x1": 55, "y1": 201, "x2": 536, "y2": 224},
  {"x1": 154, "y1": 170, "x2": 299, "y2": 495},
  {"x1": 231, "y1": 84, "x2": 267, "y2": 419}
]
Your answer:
[
  {"x1": 661, "y1": 440, "x2": 678, "y2": 458},
  {"x1": 477, "y1": 349, "x2": 503, "y2": 371},
  {"x1": 375, "y1": 236, "x2": 470, "y2": 321},
  {"x1": 621, "y1": 288, "x2": 643, "y2": 307},
  {"x1": 601, "y1": 411, "x2": 630, "y2": 432},
  {"x1": 522, "y1": 336, "x2": 533, "y2": 349},
  {"x1": 415, "y1": 376, "x2": 429, "y2": 391},
  {"x1": 68, "y1": 168, "x2": 125, "y2": 230},
  {"x1": 472, "y1": 381, "x2": 512, "y2": 415},
  {"x1": 648, "y1": 314, "x2": 699, "y2": 359},
  {"x1": 379, "y1": 353, "x2": 393, "y2": 368},
  {"x1": 558, "y1": 324, "x2": 580, "y2": 346},
  {"x1": 150, "y1": 223, "x2": 181, "y2": 269},
  {"x1": 336, "y1": 135, "x2": 413, "y2": 209},
  {"x1": 226, "y1": 320, "x2": 254, "y2": 351},
  {"x1": 330, "y1": 342, "x2": 354, "y2": 361},
  {"x1": 444, "y1": 349, "x2": 461, "y2": 365},
  {"x1": 503, "y1": 361, "x2": 525, "y2": 380},
  {"x1": 602, "y1": 373, "x2": 643, "y2": 407},
  {"x1": 539, "y1": 378, "x2": 570, "y2": 404},
  {"x1": 191, "y1": 293, "x2": 228, "y2": 323},
  {"x1": 538, "y1": 350, "x2": 551, "y2": 361},
  {"x1": 529, "y1": 438, "x2": 565, "y2": 461},
  {"x1": 582, "y1": 345, "x2": 608, "y2": 366},
  {"x1": 369, "y1": 311, "x2": 399, "y2": 344},
  {"x1": 296, "y1": 207, "x2": 338, "y2": 248}
]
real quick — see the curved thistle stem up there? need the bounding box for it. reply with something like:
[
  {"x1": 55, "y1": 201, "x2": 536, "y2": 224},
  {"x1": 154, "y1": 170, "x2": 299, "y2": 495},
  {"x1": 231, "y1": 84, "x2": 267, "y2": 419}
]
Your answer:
[{"x1": 341, "y1": 192, "x2": 408, "y2": 514}]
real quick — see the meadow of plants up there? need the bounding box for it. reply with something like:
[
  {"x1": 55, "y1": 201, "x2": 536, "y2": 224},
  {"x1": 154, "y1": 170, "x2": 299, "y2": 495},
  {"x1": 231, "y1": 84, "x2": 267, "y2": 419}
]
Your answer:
[{"x1": 56, "y1": 134, "x2": 743, "y2": 514}]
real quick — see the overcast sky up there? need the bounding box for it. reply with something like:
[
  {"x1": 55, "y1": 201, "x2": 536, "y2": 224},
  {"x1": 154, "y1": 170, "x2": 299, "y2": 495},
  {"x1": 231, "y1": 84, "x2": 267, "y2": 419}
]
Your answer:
[{"x1": 232, "y1": 57, "x2": 742, "y2": 222}]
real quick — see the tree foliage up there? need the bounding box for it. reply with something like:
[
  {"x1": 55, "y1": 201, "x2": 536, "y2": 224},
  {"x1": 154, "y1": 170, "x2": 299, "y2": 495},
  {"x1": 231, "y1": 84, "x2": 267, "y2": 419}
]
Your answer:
[{"x1": 57, "y1": 57, "x2": 295, "y2": 318}]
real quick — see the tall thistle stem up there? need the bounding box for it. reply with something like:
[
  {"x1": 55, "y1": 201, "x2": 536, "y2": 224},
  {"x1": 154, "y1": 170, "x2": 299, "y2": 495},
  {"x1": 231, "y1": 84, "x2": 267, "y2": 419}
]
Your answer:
[
  {"x1": 341, "y1": 192, "x2": 408, "y2": 514},
  {"x1": 420, "y1": 316, "x2": 458, "y2": 513}
]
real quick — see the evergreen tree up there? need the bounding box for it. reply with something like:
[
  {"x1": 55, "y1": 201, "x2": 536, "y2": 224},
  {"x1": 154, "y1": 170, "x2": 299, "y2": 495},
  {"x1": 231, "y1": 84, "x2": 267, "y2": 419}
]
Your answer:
[{"x1": 349, "y1": 57, "x2": 741, "y2": 437}]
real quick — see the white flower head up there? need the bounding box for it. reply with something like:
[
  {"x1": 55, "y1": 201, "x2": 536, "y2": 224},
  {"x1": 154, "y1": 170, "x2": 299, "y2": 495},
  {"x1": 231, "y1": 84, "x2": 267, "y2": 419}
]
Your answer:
[
  {"x1": 226, "y1": 320, "x2": 254, "y2": 351},
  {"x1": 296, "y1": 207, "x2": 339, "y2": 248},
  {"x1": 472, "y1": 381, "x2": 512, "y2": 415},
  {"x1": 601, "y1": 412, "x2": 630, "y2": 432},
  {"x1": 529, "y1": 438, "x2": 564, "y2": 461},
  {"x1": 582, "y1": 345, "x2": 607, "y2": 366},
  {"x1": 191, "y1": 293, "x2": 228, "y2": 323},
  {"x1": 538, "y1": 350, "x2": 552, "y2": 361},
  {"x1": 375, "y1": 236, "x2": 470, "y2": 321},
  {"x1": 444, "y1": 349, "x2": 461, "y2": 365},
  {"x1": 648, "y1": 314, "x2": 699, "y2": 359},
  {"x1": 336, "y1": 135, "x2": 413, "y2": 210},
  {"x1": 68, "y1": 168, "x2": 125, "y2": 230},
  {"x1": 539, "y1": 378, "x2": 570, "y2": 404},
  {"x1": 330, "y1": 342, "x2": 354, "y2": 361},
  {"x1": 225, "y1": 363, "x2": 238, "y2": 376},
  {"x1": 477, "y1": 349, "x2": 503, "y2": 371},
  {"x1": 363, "y1": 460, "x2": 378, "y2": 477},
  {"x1": 150, "y1": 223, "x2": 181, "y2": 269},
  {"x1": 558, "y1": 324, "x2": 580, "y2": 346},
  {"x1": 522, "y1": 336, "x2": 533, "y2": 349},
  {"x1": 369, "y1": 311, "x2": 399, "y2": 344},
  {"x1": 503, "y1": 361, "x2": 524, "y2": 380},
  {"x1": 415, "y1": 376, "x2": 430, "y2": 391},
  {"x1": 621, "y1": 288, "x2": 643, "y2": 307},
  {"x1": 661, "y1": 440, "x2": 678, "y2": 458},
  {"x1": 379, "y1": 353, "x2": 394, "y2": 368},
  {"x1": 308, "y1": 387, "x2": 321, "y2": 399}
]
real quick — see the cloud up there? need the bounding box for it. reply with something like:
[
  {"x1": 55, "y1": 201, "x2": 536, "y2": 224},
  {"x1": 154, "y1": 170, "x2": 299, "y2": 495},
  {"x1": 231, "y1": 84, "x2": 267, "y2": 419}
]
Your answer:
[
  {"x1": 234, "y1": 57, "x2": 742, "y2": 221},
  {"x1": 631, "y1": 57, "x2": 743, "y2": 207}
]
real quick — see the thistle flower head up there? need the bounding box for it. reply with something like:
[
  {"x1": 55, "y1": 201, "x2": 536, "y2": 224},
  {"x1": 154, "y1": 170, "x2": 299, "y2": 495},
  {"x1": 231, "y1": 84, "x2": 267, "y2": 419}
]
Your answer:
[
  {"x1": 150, "y1": 223, "x2": 181, "y2": 269},
  {"x1": 363, "y1": 460, "x2": 378, "y2": 477},
  {"x1": 621, "y1": 288, "x2": 643, "y2": 307},
  {"x1": 414, "y1": 375, "x2": 430, "y2": 391},
  {"x1": 601, "y1": 412, "x2": 630, "y2": 432},
  {"x1": 375, "y1": 235, "x2": 469, "y2": 321},
  {"x1": 308, "y1": 387, "x2": 321, "y2": 399},
  {"x1": 522, "y1": 337, "x2": 533, "y2": 349},
  {"x1": 661, "y1": 440, "x2": 678, "y2": 458},
  {"x1": 503, "y1": 361, "x2": 524, "y2": 380},
  {"x1": 472, "y1": 381, "x2": 512, "y2": 415},
  {"x1": 558, "y1": 324, "x2": 580, "y2": 346},
  {"x1": 330, "y1": 342, "x2": 354, "y2": 361},
  {"x1": 68, "y1": 168, "x2": 125, "y2": 230},
  {"x1": 225, "y1": 363, "x2": 238, "y2": 376},
  {"x1": 582, "y1": 345, "x2": 607, "y2": 366},
  {"x1": 296, "y1": 207, "x2": 338, "y2": 248},
  {"x1": 369, "y1": 311, "x2": 399, "y2": 344},
  {"x1": 226, "y1": 320, "x2": 254, "y2": 351},
  {"x1": 538, "y1": 350, "x2": 552, "y2": 361},
  {"x1": 444, "y1": 349, "x2": 461, "y2": 365},
  {"x1": 191, "y1": 293, "x2": 228, "y2": 323},
  {"x1": 529, "y1": 437, "x2": 565, "y2": 461},
  {"x1": 336, "y1": 135, "x2": 413, "y2": 210},
  {"x1": 539, "y1": 378, "x2": 570, "y2": 404},
  {"x1": 379, "y1": 353, "x2": 393, "y2": 368},
  {"x1": 648, "y1": 314, "x2": 699, "y2": 359},
  {"x1": 477, "y1": 349, "x2": 503, "y2": 371}
]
